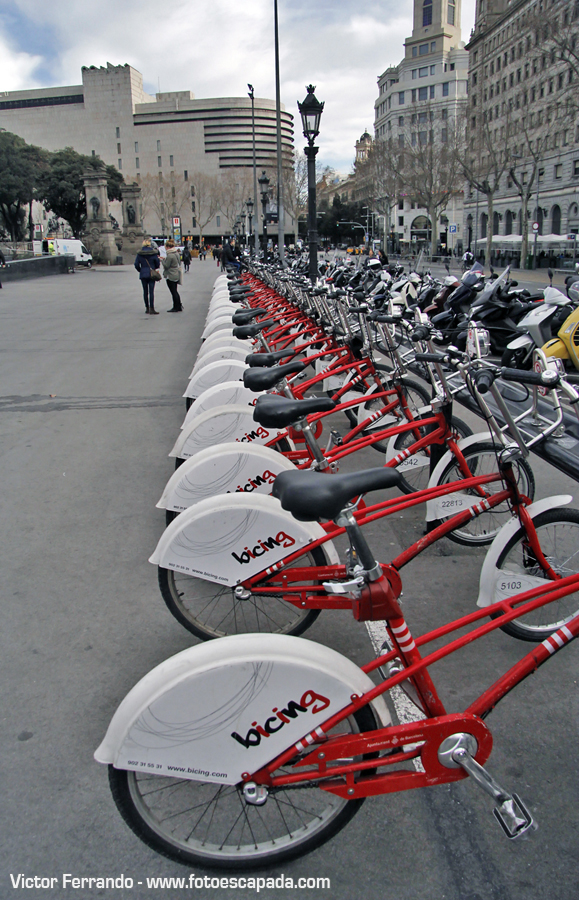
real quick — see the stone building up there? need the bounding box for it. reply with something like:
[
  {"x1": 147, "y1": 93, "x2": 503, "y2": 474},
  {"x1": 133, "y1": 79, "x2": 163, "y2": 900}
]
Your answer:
[
  {"x1": 0, "y1": 62, "x2": 295, "y2": 242},
  {"x1": 374, "y1": 0, "x2": 469, "y2": 253},
  {"x1": 464, "y1": 0, "x2": 579, "y2": 267}
]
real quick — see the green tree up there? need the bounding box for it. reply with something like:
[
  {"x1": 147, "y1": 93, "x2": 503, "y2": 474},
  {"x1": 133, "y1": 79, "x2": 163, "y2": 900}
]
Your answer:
[
  {"x1": 38, "y1": 148, "x2": 123, "y2": 238},
  {"x1": 0, "y1": 132, "x2": 48, "y2": 241}
]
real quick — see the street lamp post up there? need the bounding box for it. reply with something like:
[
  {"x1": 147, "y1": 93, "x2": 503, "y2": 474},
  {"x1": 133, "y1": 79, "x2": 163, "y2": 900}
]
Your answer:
[
  {"x1": 246, "y1": 197, "x2": 254, "y2": 256},
  {"x1": 258, "y1": 170, "x2": 270, "y2": 259},
  {"x1": 298, "y1": 85, "x2": 324, "y2": 282},
  {"x1": 533, "y1": 161, "x2": 542, "y2": 270},
  {"x1": 248, "y1": 84, "x2": 259, "y2": 256}
]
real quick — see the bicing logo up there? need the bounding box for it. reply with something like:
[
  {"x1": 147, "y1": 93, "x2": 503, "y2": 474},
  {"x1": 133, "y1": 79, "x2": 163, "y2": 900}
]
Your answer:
[{"x1": 231, "y1": 689, "x2": 331, "y2": 748}]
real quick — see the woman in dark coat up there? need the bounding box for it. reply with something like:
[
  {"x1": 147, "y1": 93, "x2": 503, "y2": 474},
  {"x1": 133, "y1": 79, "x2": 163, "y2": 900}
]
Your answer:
[{"x1": 134, "y1": 238, "x2": 161, "y2": 314}]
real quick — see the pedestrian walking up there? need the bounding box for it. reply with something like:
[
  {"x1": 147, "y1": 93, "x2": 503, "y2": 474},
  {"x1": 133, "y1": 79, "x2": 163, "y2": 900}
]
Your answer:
[
  {"x1": 162, "y1": 239, "x2": 183, "y2": 312},
  {"x1": 182, "y1": 245, "x2": 191, "y2": 273},
  {"x1": 213, "y1": 245, "x2": 221, "y2": 267},
  {"x1": 134, "y1": 238, "x2": 161, "y2": 314},
  {"x1": 0, "y1": 246, "x2": 6, "y2": 289}
]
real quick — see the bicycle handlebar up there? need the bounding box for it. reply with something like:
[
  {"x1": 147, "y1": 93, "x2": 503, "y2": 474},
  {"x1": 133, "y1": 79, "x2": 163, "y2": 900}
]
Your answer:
[{"x1": 501, "y1": 367, "x2": 560, "y2": 388}]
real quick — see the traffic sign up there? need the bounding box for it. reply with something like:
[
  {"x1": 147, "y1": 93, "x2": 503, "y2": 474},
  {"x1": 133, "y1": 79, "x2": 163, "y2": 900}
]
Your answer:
[
  {"x1": 172, "y1": 217, "x2": 180, "y2": 228},
  {"x1": 449, "y1": 224, "x2": 457, "y2": 234},
  {"x1": 532, "y1": 222, "x2": 539, "y2": 232},
  {"x1": 567, "y1": 234, "x2": 577, "y2": 241}
]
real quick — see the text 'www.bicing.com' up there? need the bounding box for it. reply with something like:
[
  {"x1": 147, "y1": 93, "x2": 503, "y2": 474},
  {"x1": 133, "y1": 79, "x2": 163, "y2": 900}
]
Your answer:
[{"x1": 10, "y1": 873, "x2": 331, "y2": 892}]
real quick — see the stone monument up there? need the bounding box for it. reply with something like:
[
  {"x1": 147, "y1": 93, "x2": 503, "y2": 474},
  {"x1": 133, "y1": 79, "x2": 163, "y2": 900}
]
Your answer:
[
  {"x1": 121, "y1": 183, "x2": 145, "y2": 249},
  {"x1": 82, "y1": 171, "x2": 120, "y2": 264}
]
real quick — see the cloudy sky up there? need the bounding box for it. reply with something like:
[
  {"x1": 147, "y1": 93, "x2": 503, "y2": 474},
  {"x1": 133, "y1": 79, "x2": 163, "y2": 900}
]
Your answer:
[{"x1": 0, "y1": 0, "x2": 476, "y2": 172}]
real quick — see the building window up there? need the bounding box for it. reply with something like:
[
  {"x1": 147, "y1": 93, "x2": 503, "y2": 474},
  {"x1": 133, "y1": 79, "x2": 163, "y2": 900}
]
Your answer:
[
  {"x1": 430, "y1": 41, "x2": 436, "y2": 52},
  {"x1": 419, "y1": 43, "x2": 429, "y2": 56},
  {"x1": 430, "y1": 65, "x2": 436, "y2": 75},
  {"x1": 399, "y1": 200, "x2": 404, "y2": 210},
  {"x1": 419, "y1": 130, "x2": 427, "y2": 145},
  {"x1": 398, "y1": 216, "x2": 404, "y2": 226},
  {"x1": 160, "y1": 187, "x2": 164, "y2": 198},
  {"x1": 169, "y1": 155, "x2": 174, "y2": 167},
  {"x1": 135, "y1": 157, "x2": 140, "y2": 168},
  {"x1": 216, "y1": 216, "x2": 220, "y2": 227},
  {"x1": 192, "y1": 217, "x2": 196, "y2": 228},
  {"x1": 171, "y1": 186, "x2": 176, "y2": 198},
  {"x1": 118, "y1": 158, "x2": 122, "y2": 170},
  {"x1": 419, "y1": 111, "x2": 428, "y2": 124},
  {"x1": 430, "y1": 85, "x2": 435, "y2": 98},
  {"x1": 134, "y1": 141, "x2": 139, "y2": 153},
  {"x1": 448, "y1": 0, "x2": 455, "y2": 25},
  {"x1": 419, "y1": 87, "x2": 428, "y2": 101},
  {"x1": 399, "y1": 134, "x2": 405, "y2": 148},
  {"x1": 158, "y1": 156, "x2": 162, "y2": 167},
  {"x1": 191, "y1": 185, "x2": 195, "y2": 196},
  {"x1": 157, "y1": 140, "x2": 161, "y2": 151},
  {"x1": 184, "y1": 170, "x2": 188, "y2": 180},
  {"x1": 398, "y1": 116, "x2": 404, "y2": 126},
  {"x1": 555, "y1": 164, "x2": 562, "y2": 179},
  {"x1": 117, "y1": 142, "x2": 121, "y2": 154},
  {"x1": 412, "y1": 46, "x2": 418, "y2": 57},
  {"x1": 441, "y1": 128, "x2": 448, "y2": 142},
  {"x1": 91, "y1": 150, "x2": 96, "y2": 157},
  {"x1": 442, "y1": 82, "x2": 449, "y2": 97},
  {"x1": 419, "y1": 66, "x2": 428, "y2": 77},
  {"x1": 399, "y1": 91, "x2": 405, "y2": 104},
  {"x1": 116, "y1": 127, "x2": 120, "y2": 138},
  {"x1": 573, "y1": 160, "x2": 579, "y2": 176},
  {"x1": 442, "y1": 108, "x2": 448, "y2": 119},
  {"x1": 423, "y1": 0, "x2": 432, "y2": 27},
  {"x1": 191, "y1": 201, "x2": 196, "y2": 212},
  {"x1": 412, "y1": 69, "x2": 417, "y2": 79}
]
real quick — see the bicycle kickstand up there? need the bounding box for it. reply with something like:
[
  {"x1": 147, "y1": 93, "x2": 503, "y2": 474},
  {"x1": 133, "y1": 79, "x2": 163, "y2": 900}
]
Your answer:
[{"x1": 438, "y1": 734, "x2": 537, "y2": 839}]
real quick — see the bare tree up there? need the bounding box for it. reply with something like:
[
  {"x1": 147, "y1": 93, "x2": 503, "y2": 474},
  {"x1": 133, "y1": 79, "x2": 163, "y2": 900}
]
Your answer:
[
  {"x1": 454, "y1": 111, "x2": 511, "y2": 265},
  {"x1": 377, "y1": 107, "x2": 463, "y2": 256},
  {"x1": 190, "y1": 172, "x2": 220, "y2": 242},
  {"x1": 217, "y1": 169, "x2": 253, "y2": 233}
]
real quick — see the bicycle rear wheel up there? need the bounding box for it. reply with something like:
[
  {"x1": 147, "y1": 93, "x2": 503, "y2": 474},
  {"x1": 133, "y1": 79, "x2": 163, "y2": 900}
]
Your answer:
[
  {"x1": 493, "y1": 507, "x2": 579, "y2": 641},
  {"x1": 390, "y1": 415, "x2": 472, "y2": 494},
  {"x1": 359, "y1": 374, "x2": 432, "y2": 456},
  {"x1": 158, "y1": 546, "x2": 325, "y2": 640},
  {"x1": 108, "y1": 704, "x2": 377, "y2": 870}
]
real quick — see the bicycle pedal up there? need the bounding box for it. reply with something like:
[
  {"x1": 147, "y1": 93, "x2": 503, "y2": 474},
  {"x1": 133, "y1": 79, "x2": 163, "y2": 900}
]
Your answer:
[{"x1": 493, "y1": 793, "x2": 537, "y2": 840}]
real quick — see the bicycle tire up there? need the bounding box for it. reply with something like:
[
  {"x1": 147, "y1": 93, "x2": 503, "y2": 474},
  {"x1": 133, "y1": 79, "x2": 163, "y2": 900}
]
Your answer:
[
  {"x1": 391, "y1": 415, "x2": 473, "y2": 495},
  {"x1": 158, "y1": 546, "x2": 326, "y2": 640},
  {"x1": 108, "y1": 703, "x2": 377, "y2": 870},
  {"x1": 492, "y1": 507, "x2": 579, "y2": 641},
  {"x1": 432, "y1": 441, "x2": 535, "y2": 546}
]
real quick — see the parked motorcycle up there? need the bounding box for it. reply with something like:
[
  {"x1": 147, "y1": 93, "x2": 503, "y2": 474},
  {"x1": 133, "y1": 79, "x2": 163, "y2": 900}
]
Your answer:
[{"x1": 502, "y1": 276, "x2": 574, "y2": 369}]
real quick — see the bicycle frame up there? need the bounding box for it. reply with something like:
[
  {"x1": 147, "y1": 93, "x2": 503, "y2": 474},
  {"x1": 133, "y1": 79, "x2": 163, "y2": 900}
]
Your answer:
[
  {"x1": 241, "y1": 462, "x2": 519, "y2": 613},
  {"x1": 248, "y1": 573, "x2": 579, "y2": 797}
]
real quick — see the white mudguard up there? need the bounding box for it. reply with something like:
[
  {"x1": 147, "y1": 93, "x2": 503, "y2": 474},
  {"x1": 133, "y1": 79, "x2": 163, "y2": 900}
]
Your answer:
[
  {"x1": 201, "y1": 318, "x2": 235, "y2": 341},
  {"x1": 476, "y1": 495, "x2": 573, "y2": 607},
  {"x1": 382, "y1": 405, "x2": 434, "y2": 478},
  {"x1": 170, "y1": 405, "x2": 286, "y2": 459},
  {"x1": 181, "y1": 382, "x2": 262, "y2": 430},
  {"x1": 423, "y1": 432, "x2": 493, "y2": 522},
  {"x1": 190, "y1": 345, "x2": 251, "y2": 378},
  {"x1": 205, "y1": 304, "x2": 237, "y2": 324},
  {"x1": 158, "y1": 443, "x2": 295, "y2": 511},
  {"x1": 183, "y1": 360, "x2": 247, "y2": 401},
  {"x1": 196, "y1": 334, "x2": 252, "y2": 361},
  {"x1": 150, "y1": 492, "x2": 338, "y2": 583},
  {"x1": 94, "y1": 633, "x2": 391, "y2": 784}
]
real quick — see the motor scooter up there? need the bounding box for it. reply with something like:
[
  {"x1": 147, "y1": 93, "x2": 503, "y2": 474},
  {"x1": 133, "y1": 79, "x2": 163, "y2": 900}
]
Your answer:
[{"x1": 542, "y1": 278, "x2": 579, "y2": 372}]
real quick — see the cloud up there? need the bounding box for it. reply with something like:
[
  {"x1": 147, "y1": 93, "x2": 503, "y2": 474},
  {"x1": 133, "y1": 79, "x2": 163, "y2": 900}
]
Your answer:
[
  {"x1": 0, "y1": 33, "x2": 43, "y2": 90},
  {"x1": 0, "y1": 0, "x2": 477, "y2": 171}
]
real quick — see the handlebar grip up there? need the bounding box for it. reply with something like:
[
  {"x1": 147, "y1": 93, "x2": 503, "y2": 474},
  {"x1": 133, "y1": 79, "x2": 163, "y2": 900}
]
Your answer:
[
  {"x1": 411, "y1": 325, "x2": 431, "y2": 342},
  {"x1": 473, "y1": 369, "x2": 496, "y2": 394},
  {"x1": 414, "y1": 352, "x2": 447, "y2": 363},
  {"x1": 501, "y1": 367, "x2": 560, "y2": 387}
]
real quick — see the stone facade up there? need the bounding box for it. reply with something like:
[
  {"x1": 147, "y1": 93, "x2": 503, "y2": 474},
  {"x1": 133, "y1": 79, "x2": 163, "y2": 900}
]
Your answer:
[
  {"x1": 0, "y1": 62, "x2": 295, "y2": 242},
  {"x1": 464, "y1": 0, "x2": 579, "y2": 267},
  {"x1": 374, "y1": 0, "x2": 468, "y2": 252}
]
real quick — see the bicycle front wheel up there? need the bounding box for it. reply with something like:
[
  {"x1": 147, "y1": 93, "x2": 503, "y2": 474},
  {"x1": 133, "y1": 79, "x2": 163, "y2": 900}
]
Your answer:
[
  {"x1": 434, "y1": 441, "x2": 535, "y2": 546},
  {"x1": 390, "y1": 415, "x2": 472, "y2": 494},
  {"x1": 158, "y1": 547, "x2": 325, "y2": 640},
  {"x1": 108, "y1": 704, "x2": 377, "y2": 869},
  {"x1": 493, "y1": 507, "x2": 579, "y2": 641},
  {"x1": 361, "y1": 374, "x2": 431, "y2": 456}
]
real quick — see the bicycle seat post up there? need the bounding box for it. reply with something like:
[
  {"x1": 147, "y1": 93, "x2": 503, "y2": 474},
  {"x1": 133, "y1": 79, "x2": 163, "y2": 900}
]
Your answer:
[{"x1": 335, "y1": 504, "x2": 382, "y2": 583}]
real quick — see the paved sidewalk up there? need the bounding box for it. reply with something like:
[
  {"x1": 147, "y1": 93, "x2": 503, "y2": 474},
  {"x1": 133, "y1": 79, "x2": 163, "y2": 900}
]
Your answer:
[{"x1": 0, "y1": 262, "x2": 577, "y2": 900}]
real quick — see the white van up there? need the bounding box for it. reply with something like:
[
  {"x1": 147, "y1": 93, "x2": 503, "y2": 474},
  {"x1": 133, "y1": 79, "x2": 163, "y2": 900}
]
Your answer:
[{"x1": 33, "y1": 239, "x2": 93, "y2": 267}]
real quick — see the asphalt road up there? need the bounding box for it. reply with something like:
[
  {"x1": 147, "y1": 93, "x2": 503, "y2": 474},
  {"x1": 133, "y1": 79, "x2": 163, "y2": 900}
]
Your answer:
[{"x1": 1, "y1": 260, "x2": 578, "y2": 900}]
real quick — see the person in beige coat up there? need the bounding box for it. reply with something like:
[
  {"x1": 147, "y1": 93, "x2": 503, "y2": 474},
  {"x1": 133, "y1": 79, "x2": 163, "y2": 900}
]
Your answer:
[{"x1": 162, "y1": 239, "x2": 183, "y2": 312}]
